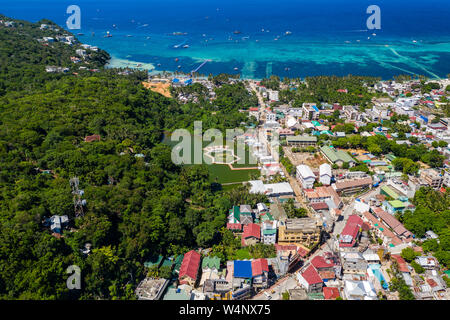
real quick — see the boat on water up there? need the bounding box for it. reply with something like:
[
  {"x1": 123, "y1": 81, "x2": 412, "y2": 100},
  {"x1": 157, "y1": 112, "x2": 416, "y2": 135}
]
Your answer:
[
  {"x1": 126, "y1": 35, "x2": 133, "y2": 37},
  {"x1": 172, "y1": 32, "x2": 187, "y2": 36},
  {"x1": 234, "y1": 67, "x2": 239, "y2": 71},
  {"x1": 177, "y1": 65, "x2": 181, "y2": 69},
  {"x1": 77, "y1": 33, "x2": 84, "y2": 36},
  {"x1": 412, "y1": 40, "x2": 417, "y2": 43},
  {"x1": 372, "y1": 33, "x2": 376, "y2": 36},
  {"x1": 136, "y1": 64, "x2": 142, "y2": 67},
  {"x1": 233, "y1": 30, "x2": 241, "y2": 34},
  {"x1": 285, "y1": 31, "x2": 292, "y2": 35},
  {"x1": 183, "y1": 45, "x2": 189, "y2": 48}
]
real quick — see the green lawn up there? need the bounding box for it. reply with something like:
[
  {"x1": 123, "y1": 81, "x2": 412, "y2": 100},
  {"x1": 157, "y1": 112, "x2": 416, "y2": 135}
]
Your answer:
[{"x1": 164, "y1": 133, "x2": 260, "y2": 184}]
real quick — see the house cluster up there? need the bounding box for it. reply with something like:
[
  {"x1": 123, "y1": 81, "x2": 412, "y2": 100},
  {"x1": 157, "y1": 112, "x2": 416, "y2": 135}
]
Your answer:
[
  {"x1": 0, "y1": 19, "x2": 15, "y2": 27},
  {"x1": 42, "y1": 215, "x2": 69, "y2": 238}
]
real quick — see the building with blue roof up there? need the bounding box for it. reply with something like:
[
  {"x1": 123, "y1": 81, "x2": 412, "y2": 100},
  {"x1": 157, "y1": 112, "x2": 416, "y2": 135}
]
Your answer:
[{"x1": 233, "y1": 260, "x2": 252, "y2": 279}]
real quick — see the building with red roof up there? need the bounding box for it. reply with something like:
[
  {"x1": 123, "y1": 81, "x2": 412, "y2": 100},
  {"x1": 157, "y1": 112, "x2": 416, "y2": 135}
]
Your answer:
[
  {"x1": 339, "y1": 215, "x2": 363, "y2": 248},
  {"x1": 241, "y1": 223, "x2": 261, "y2": 246},
  {"x1": 297, "y1": 265, "x2": 323, "y2": 293},
  {"x1": 391, "y1": 255, "x2": 410, "y2": 273},
  {"x1": 226, "y1": 223, "x2": 243, "y2": 232},
  {"x1": 84, "y1": 134, "x2": 101, "y2": 143},
  {"x1": 323, "y1": 287, "x2": 340, "y2": 300},
  {"x1": 178, "y1": 250, "x2": 201, "y2": 286},
  {"x1": 311, "y1": 255, "x2": 335, "y2": 272},
  {"x1": 251, "y1": 258, "x2": 269, "y2": 288},
  {"x1": 251, "y1": 258, "x2": 269, "y2": 276}
]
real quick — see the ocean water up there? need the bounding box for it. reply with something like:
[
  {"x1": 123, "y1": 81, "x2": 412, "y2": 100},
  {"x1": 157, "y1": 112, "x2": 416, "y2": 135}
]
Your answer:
[{"x1": 2, "y1": 0, "x2": 450, "y2": 79}]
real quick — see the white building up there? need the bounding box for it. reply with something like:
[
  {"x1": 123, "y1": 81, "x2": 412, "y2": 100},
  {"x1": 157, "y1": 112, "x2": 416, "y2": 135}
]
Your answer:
[
  {"x1": 267, "y1": 90, "x2": 279, "y2": 101},
  {"x1": 261, "y1": 221, "x2": 277, "y2": 244},
  {"x1": 343, "y1": 280, "x2": 377, "y2": 300},
  {"x1": 319, "y1": 163, "x2": 332, "y2": 185},
  {"x1": 296, "y1": 165, "x2": 316, "y2": 190}
]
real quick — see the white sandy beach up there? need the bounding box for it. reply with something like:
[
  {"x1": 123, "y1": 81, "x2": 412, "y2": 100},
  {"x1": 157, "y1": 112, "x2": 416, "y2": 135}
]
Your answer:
[{"x1": 106, "y1": 56, "x2": 156, "y2": 71}]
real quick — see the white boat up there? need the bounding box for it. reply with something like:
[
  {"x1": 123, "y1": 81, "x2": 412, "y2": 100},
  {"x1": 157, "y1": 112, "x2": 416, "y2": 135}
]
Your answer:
[
  {"x1": 285, "y1": 31, "x2": 292, "y2": 35},
  {"x1": 183, "y1": 45, "x2": 189, "y2": 48}
]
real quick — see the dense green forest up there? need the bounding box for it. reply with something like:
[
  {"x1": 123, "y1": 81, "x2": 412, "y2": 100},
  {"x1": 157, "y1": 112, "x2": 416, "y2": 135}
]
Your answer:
[
  {"x1": 398, "y1": 187, "x2": 450, "y2": 268},
  {"x1": 0, "y1": 16, "x2": 264, "y2": 299},
  {"x1": 278, "y1": 75, "x2": 383, "y2": 109}
]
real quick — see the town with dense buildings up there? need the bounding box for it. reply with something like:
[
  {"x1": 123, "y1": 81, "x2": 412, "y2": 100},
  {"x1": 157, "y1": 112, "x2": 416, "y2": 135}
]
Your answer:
[{"x1": 135, "y1": 73, "x2": 450, "y2": 301}]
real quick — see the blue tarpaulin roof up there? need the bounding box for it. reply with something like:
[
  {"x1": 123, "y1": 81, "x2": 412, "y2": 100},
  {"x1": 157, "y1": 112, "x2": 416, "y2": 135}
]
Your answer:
[
  {"x1": 234, "y1": 260, "x2": 252, "y2": 278},
  {"x1": 312, "y1": 105, "x2": 319, "y2": 112},
  {"x1": 172, "y1": 78, "x2": 180, "y2": 83}
]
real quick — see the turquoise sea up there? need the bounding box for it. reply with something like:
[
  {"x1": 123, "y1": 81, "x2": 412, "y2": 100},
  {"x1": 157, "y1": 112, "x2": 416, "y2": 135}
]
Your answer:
[{"x1": 2, "y1": 0, "x2": 450, "y2": 79}]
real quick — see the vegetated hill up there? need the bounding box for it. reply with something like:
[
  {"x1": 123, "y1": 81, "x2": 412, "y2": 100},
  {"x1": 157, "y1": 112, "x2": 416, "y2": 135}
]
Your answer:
[
  {"x1": 0, "y1": 16, "x2": 266, "y2": 299},
  {"x1": 0, "y1": 14, "x2": 109, "y2": 94}
]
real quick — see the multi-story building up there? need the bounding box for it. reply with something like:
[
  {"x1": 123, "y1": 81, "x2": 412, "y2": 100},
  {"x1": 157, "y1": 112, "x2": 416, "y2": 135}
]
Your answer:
[
  {"x1": 341, "y1": 251, "x2": 368, "y2": 275},
  {"x1": 333, "y1": 177, "x2": 373, "y2": 195},
  {"x1": 420, "y1": 169, "x2": 444, "y2": 189},
  {"x1": 343, "y1": 105, "x2": 360, "y2": 121},
  {"x1": 296, "y1": 164, "x2": 316, "y2": 190},
  {"x1": 302, "y1": 103, "x2": 320, "y2": 120},
  {"x1": 319, "y1": 163, "x2": 332, "y2": 185},
  {"x1": 277, "y1": 218, "x2": 322, "y2": 247},
  {"x1": 261, "y1": 221, "x2": 277, "y2": 244}
]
